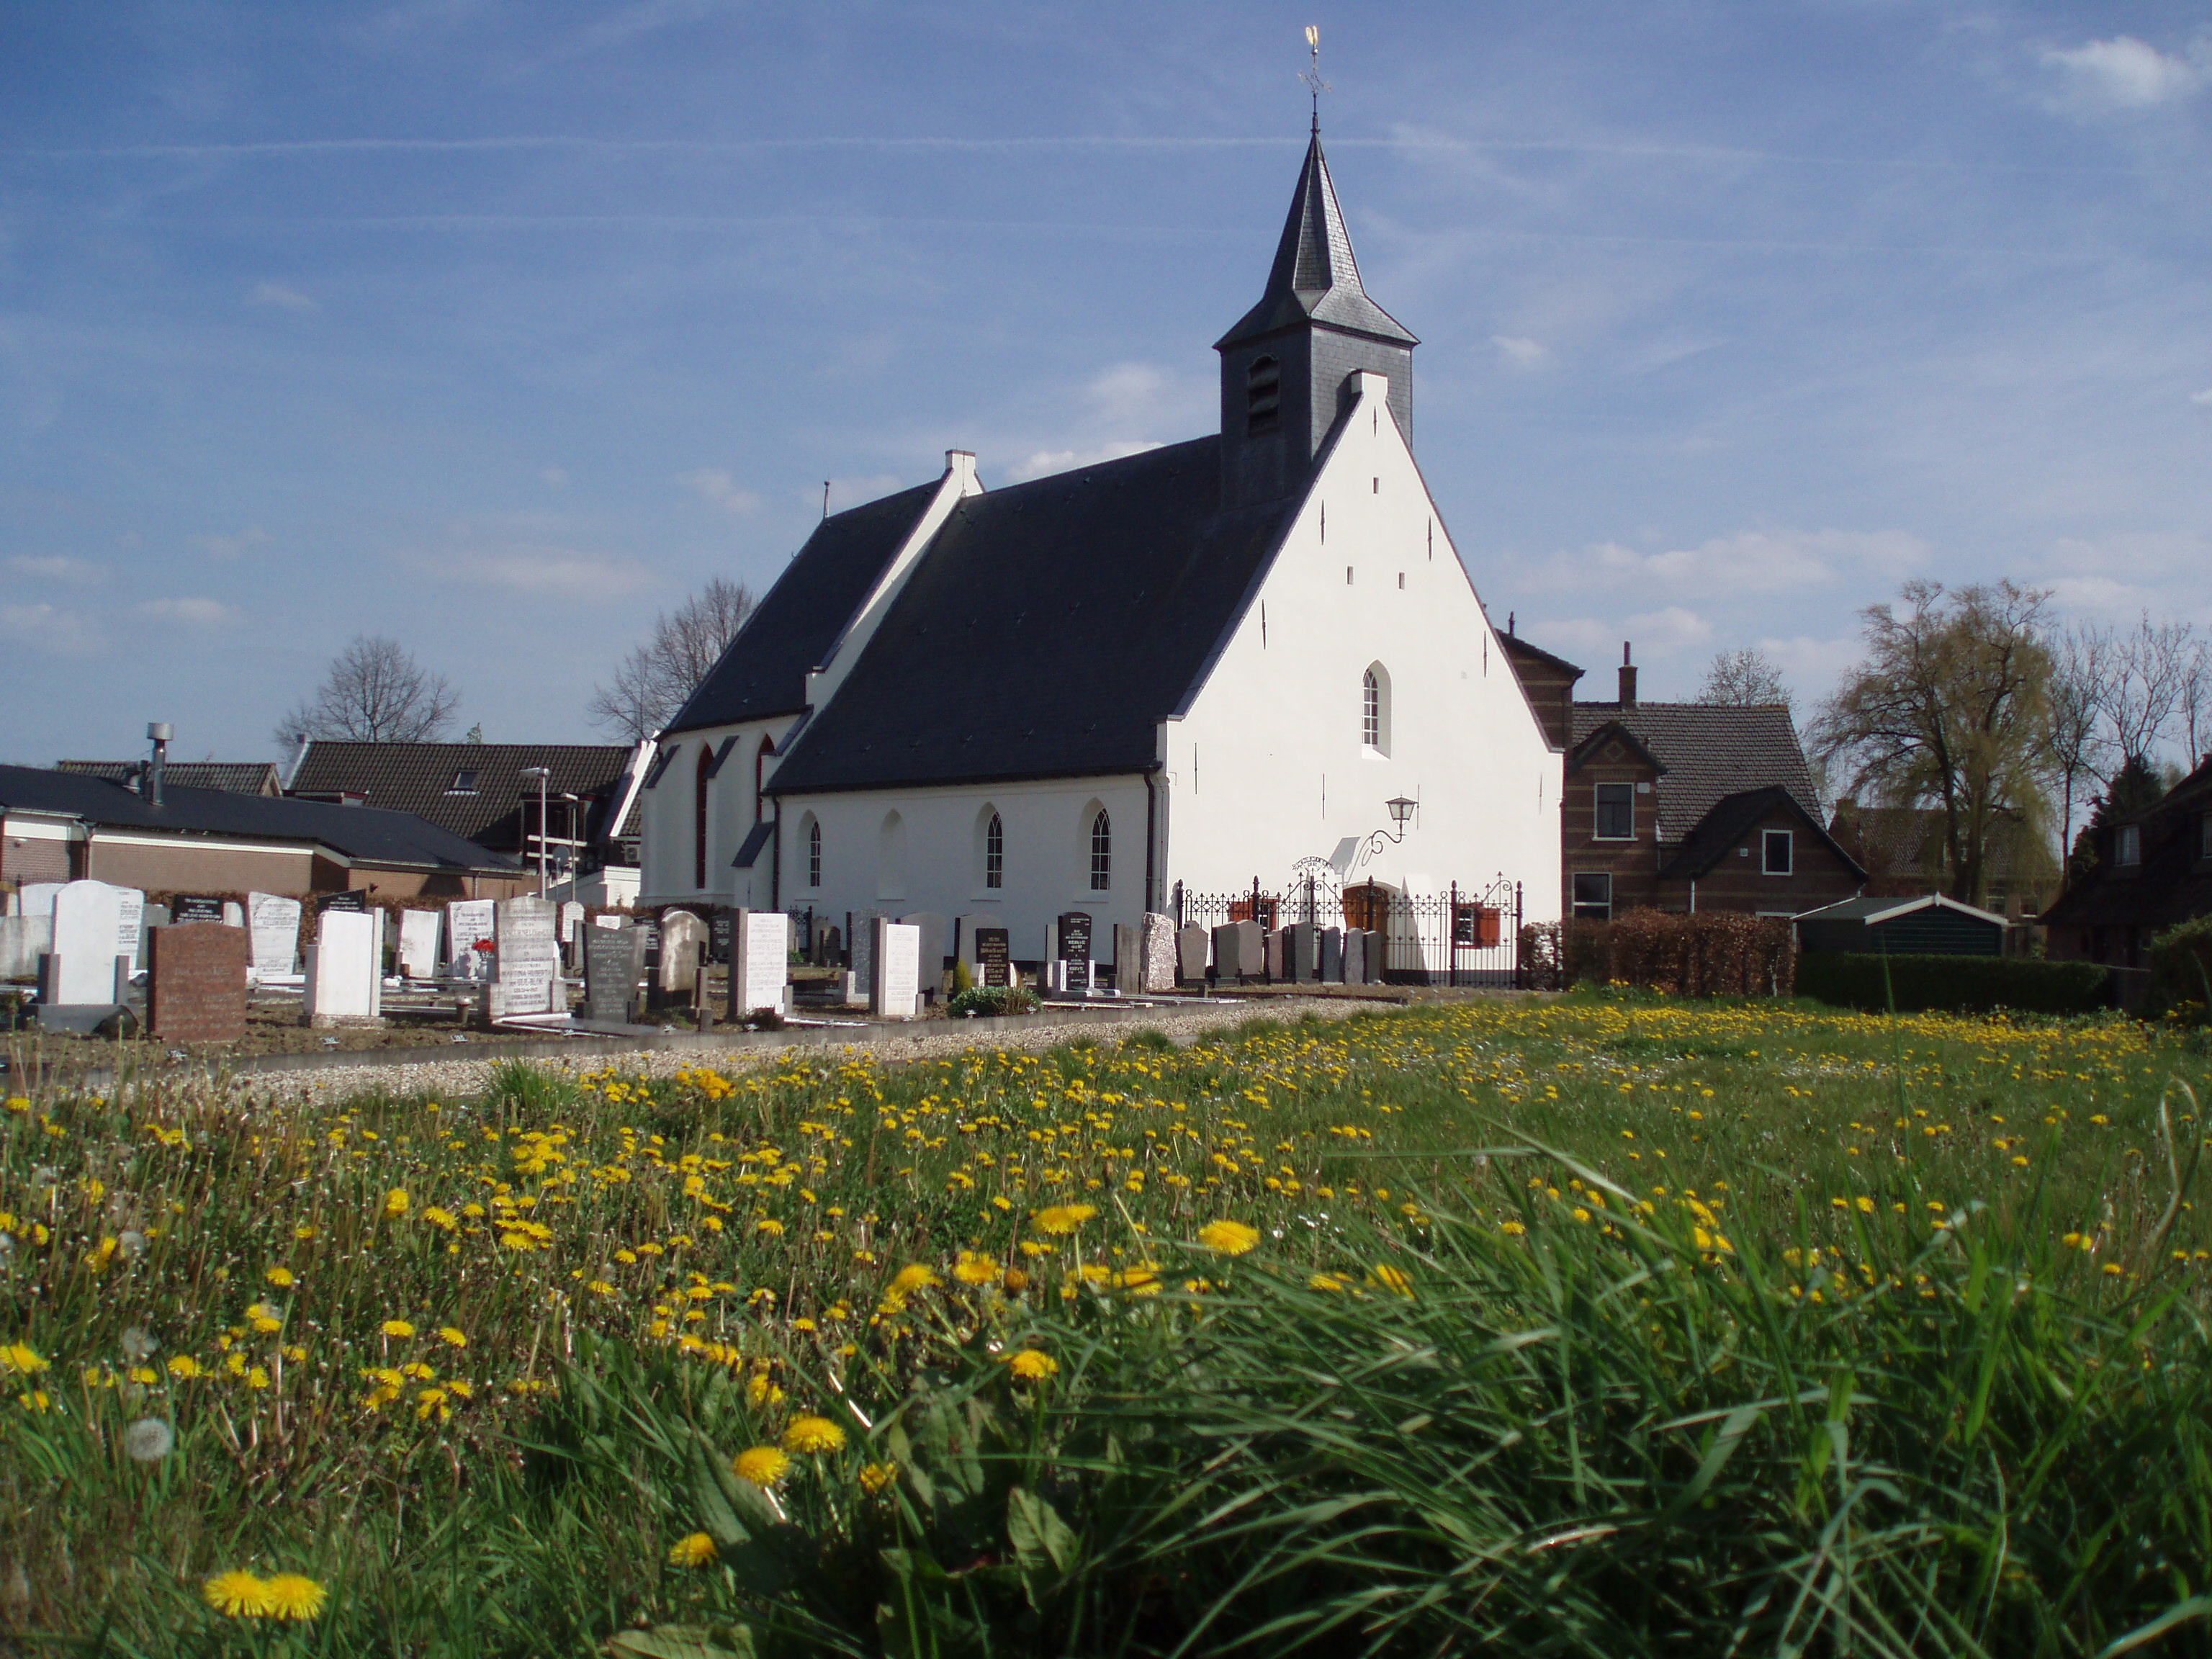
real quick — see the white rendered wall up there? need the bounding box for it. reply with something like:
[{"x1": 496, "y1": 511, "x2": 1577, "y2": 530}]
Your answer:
[
  {"x1": 1164, "y1": 374, "x2": 1563, "y2": 922},
  {"x1": 636, "y1": 716, "x2": 796, "y2": 909},
  {"x1": 779, "y1": 775, "x2": 1153, "y2": 965}
]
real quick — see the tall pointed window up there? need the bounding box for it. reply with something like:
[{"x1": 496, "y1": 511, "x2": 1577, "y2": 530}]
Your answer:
[
  {"x1": 1362, "y1": 670, "x2": 1380, "y2": 748},
  {"x1": 1246, "y1": 356, "x2": 1280, "y2": 436},
  {"x1": 693, "y1": 742, "x2": 712, "y2": 889},
  {"x1": 753, "y1": 734, "x2": 775, "y2": 823},
  {"x1": 806, "y1": 818, "x2": 822, "y2": 888},
  {"x1": 985, "y1": 813, "x2": 1004, "y2": 889},
  {"x1": 1089, "y1": 809, "x2": 1112, "y2": 891}
]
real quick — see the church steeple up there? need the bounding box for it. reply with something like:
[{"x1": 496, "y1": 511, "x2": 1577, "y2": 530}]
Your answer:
[{"x1": 1215, "y1": 132, "x2": 1416, "y2": 508}]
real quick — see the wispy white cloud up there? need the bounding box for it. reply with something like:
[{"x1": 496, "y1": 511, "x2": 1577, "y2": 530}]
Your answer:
[
  {"x1": 1518, "y1": 528, "x2": 1927, "y2": 595},
  {"x1": 680, "y1": 467, "x2": 760, "y2": 514},
  {"x1": 192, "y1": 526, "x2": 271, "y2": 559},
  {"x1": 0, "y1": 603, "x2": 102, "y2": 655},
  {"x1": 248, "y1": 282, "x2": 318, "y2": 311},
  {"x1": 2193, "y1": 388, "x2": 2212, "y2": 407},
  {"x1": 137, "y1": 597, "x2": 233, "y2": 626},
  {"x1": 1490, "y1": 334, "x2": 1551, "y2": 369},
  {"x1": 1538, "y1": 605, "x2": 1714, "y2": 663},
  {"x1": 1003, "y1": 441, "x2": 1161, "y2": 485},
  {"x1": 6, "y1": 554, "x2": 104, "y2": 583},
  {"x1": 2037, "y1": 35, "x2": 2208, "y2": 115},
  {"x1": 541, "y1": 466, "x2": 568, "y2": 487},
  {"x1": 420, "y1": 547, "x2": 655, "y2": 596}
]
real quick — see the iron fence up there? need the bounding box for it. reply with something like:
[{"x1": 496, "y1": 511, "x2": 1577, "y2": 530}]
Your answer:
[{"x1": 1172, "y1": 874, "x2": 1524, "y2": 986}]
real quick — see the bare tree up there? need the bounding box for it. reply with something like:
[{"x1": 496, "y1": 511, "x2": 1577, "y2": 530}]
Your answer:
[
  {"x1": 2045, "y1": 622, "x2": 2112, "y2": 882},
  {"x1": 2098, "y1": 613, "x2": 2193, "y2": 765},
  {"x1": 2178, "y1": 634, "x2": 2211, "y2": 768},
  {"x1": 1810, "y1": 580, "x2": 2053, "y2": 907},
  {"x1": 1696, "y1": 647, "x2": 1793, "y2": 714},
  {"x1": 274, "y1": 635, "x2": 461, "y2": 745},
  {"x1": 585, "y1": 577, "x2": 756, "y2": 741}
]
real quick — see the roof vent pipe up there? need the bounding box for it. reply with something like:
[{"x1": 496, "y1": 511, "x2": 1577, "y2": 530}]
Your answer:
[
  {"x1": 146, "y1": 721, "x2": 172, "y2": 809},
  {"x1": 1618, "y1": 644, "x2": 1637, "y2": 709}
]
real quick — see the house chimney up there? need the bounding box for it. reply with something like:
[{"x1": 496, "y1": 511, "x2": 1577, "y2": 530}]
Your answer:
[
  {"x1": 146, "y1": 721, "x2": 172, "y2": 808},
  {"x1": 1618, "y1": 644, "x2": 1637, "y2": 708},
  {"x1": 1507, "y1": 611, "x2": 1516, "y2": 637}
]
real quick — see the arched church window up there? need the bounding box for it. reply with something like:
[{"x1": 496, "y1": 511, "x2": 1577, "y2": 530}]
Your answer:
[
  {"x1": 1246, "y1": 356, "x2": 1280, "y2": 436},
  {"x1": 693, "y1": 742, "x2": 711, "y2": 889},
  {"x1": 1089, "y1": 809, "x2": 1112, "y2": 891},
  {"x1": 806, "y1": 817, "x2": 822, "y2": 888},
  {"x1": 1362, "y1": 664, "x2": 1392, "y2": 755},
  {"x1": 985, "y1": 813, "x2": 1004, "y2": 889},
  {"x1": 754, "y1": 734, "x2": 775, "y2": 822}
]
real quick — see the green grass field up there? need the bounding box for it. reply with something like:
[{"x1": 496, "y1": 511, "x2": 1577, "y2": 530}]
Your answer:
[{"x1": 5, "y1": 993, "x2": 2210, "y2": 1655}]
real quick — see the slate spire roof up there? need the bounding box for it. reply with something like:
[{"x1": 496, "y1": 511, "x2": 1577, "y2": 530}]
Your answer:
[{"x1": 1216, "y1": 132, "x2": 1416, "y2": 351}]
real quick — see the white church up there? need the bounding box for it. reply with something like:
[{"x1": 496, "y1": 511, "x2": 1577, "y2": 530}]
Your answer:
[{"x1": 637, "y1": 129, "x2": 1563, "y2": 976}]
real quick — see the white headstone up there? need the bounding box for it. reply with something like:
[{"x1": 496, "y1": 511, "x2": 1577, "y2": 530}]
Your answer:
[
  {"x1": 304, "y1": 909, "x2": 378, "y2": 1022},
  {"x1": 17, "y1": 883, "x2": 63, "y2": 920},
  {"x1": 872, "y1": 919, "x2": 920, "y2": 1020},
  {"x1": 494, "y1": 896, "x2": 561, "y2": 1016},
  {"x1": 222, "y1": 900, "x2": 245, "y2": 928},
  {"x1": 47, "y1": 881, "x2": 126, "y2": 1004},
  {"x1": 397, "y1": 909, "x2": 443, "y2": 979},
  {"x1": 114, "y1": 887, "x2": 146, "y2": 970},
  {"x1": 898, "y1": 912, "x2": 948, "y2": 1001},
  {"x1": 559, "y1": 902, "x2": 584, "y2": 945},
  {"x1": 658, "y1": 910, "x2": 706, "y2": 992},
  {"x1": 446, "y1": 898, "x2": 497, "y2": 981},
  {"x1": 247, "y1": 892, "x2": 302, "y2": 978},
  {"x1": 732, "y1": 909, "x2": 790, "y2": 1018},
  {"x1": 592, "y1": 912, "x2": 623, "y2": 930}
]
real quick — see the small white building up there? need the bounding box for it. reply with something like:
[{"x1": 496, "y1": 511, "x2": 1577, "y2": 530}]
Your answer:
[{"x1": 638, "y1": 131, "x2": 1563, "y2": 976}]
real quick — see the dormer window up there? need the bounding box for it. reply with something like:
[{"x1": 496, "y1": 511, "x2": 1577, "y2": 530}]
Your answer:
[
  {"x1": 1246, "y1": 356, "x2": 1280, "y2": 436},
  {"x1": 446, "y1": 770, "x2": 479, "y2": 794},
  {"x1": 1594, "y1": 783, "x2": 1634, "y2": 841},
  {"x1": 2202, "y1": 814, "x2": 2212, "y2": 860},
  {"x1": 2116, "y1": 824, "x2": 2141, "y2": 866}
]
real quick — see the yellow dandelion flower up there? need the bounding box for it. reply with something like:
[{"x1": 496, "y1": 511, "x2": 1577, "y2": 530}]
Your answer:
[
  {"x1": 1197, "y1": 1220, "x2": 1259, "y2": 1256},
  {"x1": 264, "y1": 1267, "x2": 295, "y2": 1288},
  {"x1": 261, "y1": 1573, "x2": 326, "y2": 1621},
  {"x1": 859, "y1": 1461, "x2": 899, "y2": 1495},
  {"x1": 953, "y1": 1251, "x2": 999, "y2": 1286},
  {"x1": 753, "y1": 1218, "x2": 785, "y2": 1236},
  {"x1": 1033, "y1": 1203, "x2": 1097, "y2": 1236},
  {"x1": 167, "y1": 1355, "x2": 203, "y2": 1379},
  {"x1": 781, "y1": 1415, "x2": 847, "y2": 1455},
  {"x1": 667, "y1": 1532, "x2": 719, "y2": 1569},
  {"x1": 889, "y1": 1263, "x2": 940, "y2": 1295},
  {"x1": 202, "y1": 1570, "x2": 271, "y2": 1617},
  {"x1": 382, "y1": 1189, "x2": 410, "y2": 1219},
  {"x1": 0, "y1": 1343, "x2": 48, "y2": 1375},
  {"x1": 436, "y1": 1326, "x2": 467, "y2": 1348},
  {"x1": 421, "y1": 1207, "x2": 458, "y2": 1232},
  {"x1": 1006, "y1": 1349, "x2": 1058, "y2": 1382},
  {"x1": 733, "y1": 1445, "x2": 791, "y2": 1488},
  {"x1": 380, "y1": 1320, "x2": 415, "y2": 1340},
  {"x1": 1371, "y1": 1264, "x2": 1413, "y2": 1298}
]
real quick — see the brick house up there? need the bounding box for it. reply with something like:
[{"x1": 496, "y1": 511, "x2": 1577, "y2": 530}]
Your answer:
[
  {"x1": 2039, "y1": 753, "x2": 2212, "y2": 979},
  {"x1": 1506, "y1": 635, "x2": 1866, "y2": 920}
]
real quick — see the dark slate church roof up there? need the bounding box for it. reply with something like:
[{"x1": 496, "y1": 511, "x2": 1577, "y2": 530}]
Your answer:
[
  {"x1": 662, "y1": 479, "x2": 941, "y2": 737},
  {"x1": 766, "y1": 437, "x2": 1295, "y2": 796},
  {"x1": 1216, "y1": 132, "x2": 1416, "y2": 351}
]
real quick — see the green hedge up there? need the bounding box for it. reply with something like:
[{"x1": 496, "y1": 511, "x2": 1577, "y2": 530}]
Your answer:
[{"x1": 1797, "y1": 951, "x2": 2111, "y2": 1015}]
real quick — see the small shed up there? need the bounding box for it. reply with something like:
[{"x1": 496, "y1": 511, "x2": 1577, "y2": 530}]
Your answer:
[{"x1": 1794, "y1": 894, "x2": 2008, "y2": 957}]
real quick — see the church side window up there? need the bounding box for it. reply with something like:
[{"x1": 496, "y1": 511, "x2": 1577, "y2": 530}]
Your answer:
[
  {"x1": 806, "y1": 818, "x2": 822, "y2": 888},
  {"x1": 693, "y1": 743, "x2": 712, "y2": 889},
  {"x1": 1362, "y1": 670, "x2": 1380, "y2": 748},
  {"x1": 985, "y1": 813, "x2": 1004, "y2": 889},
  {"x1": 1089, "y1": 809, "x2": 1111, "y2": 891},
  {"x1": 1246, "y1": 356, "x2": 1280, "y2": 436}
]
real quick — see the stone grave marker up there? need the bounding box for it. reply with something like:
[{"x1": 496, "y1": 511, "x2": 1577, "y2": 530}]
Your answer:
[
  {"x1": 814, "y1": 922, "x2": 842, "y2": 968},
  {"x1": 1319, "y1": 926, "x2": 1344, "y2": 983},
  {"x1": 1112, "y1": 922, "x2": 1141, "y2": 994},
  {"x1": 1055, "y1": 912, "x2": 1092, "y2": 994},
  {"x1": 16, "y1": 883, "x2": 63, "y2": 919},
  {"x1": 1179, "y1": 924, "x2": 1210, "y2": 984},
  {"x1": 582, "y1": 924, "x2": 642, "y2": 1023},
  {"x1": 247, "y1": 893, "x2": 302, "y2": 979},
  {"x1": 729, "y1": 909, "x2": 790, "y2": 1020},
  {"x1": 446, "y1": 899, "x2": 497, "y2": 981},
  {"x1": 1340, "y1": 928, "x2": 1364, "y2": 987},
  {"x1": 710, "y1": 912, "x2": 732, "y2": 965},
  {"x1": 1364, "y1": 930, "x2": 1387, "y2": 984},
  {"x1": 593, "y1": 912, "x2": 623, "y2": 929},
  {"x1": 316, "y1": 890, "x2": 369, "y2": 914},
  {"x1": 1264, "y1": 927, "x2": 1287, "y2": 982},
  {"x1": 43, "y1": 880, "x2": 128, "y2": 1006},
  {"x1": 955, "y1": 914, "x2": 998, "y2": 973},
  {"x1": 873, "y1": 918, "x2": 921, "y2": 1020},
  {"x1": 223, "y1": 901, "x2": 244, "y2": 927},
  {"x1": 1210, "y1": 922, "x2": 1242, "y2": 983},
  {"x1": 1138, "y1": 912, "x2": 1177, "y2": 994},
  {"x1": 0, "y1": 914, "x2": 50, "y2": 981},
  {"x1": 899, "y1": 912, "x2": 948, "y2": 1001},
  {"x1": 397, "y1": 909, "x2": 442, "y2": 979},
  {"x1": 847, "y1": 911, "x2": 878, "y2": 1006},
  {"x1": 493, "y1": 896, "x2": 561, "y2": 1016},
  {"x1": 972, "y1": 924, "x2": 1011, "y2": 988},
  {"x1": 304, "y1": 909, "x2": 380, "y2": 1024},
  {"x1": 149, "y1": 923, "x2": 249, "y2": 1042},
  {"x1": 171, "y1": 894, "x2": 228, "y2": 925},
  {"x1": 1288, "y1": 922, "x2": 1319, "y2": 983},
  {"x1": 114, "y1": 887, "x2": 145, "y2": 971},
  {"x1": 658, "y1": 910, "x2": 706, "y2": 993},
  {"x1": 560, "y1": 902, "x2": 584, "y2": 945}
]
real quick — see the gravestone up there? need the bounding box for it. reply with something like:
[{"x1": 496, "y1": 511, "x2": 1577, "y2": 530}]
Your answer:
[
  {"x1": 658, "y1": 910, "x2": 706, "y2": 993},
  {"x1": 397, "y1": 909, "x2": 442, "y2": 979},
  {"x1": 114, "y1": 887, "x2": 145, "y2": 971},
  {"x1": 1138, "y1": 912, "x2": 1178, "y2": 994},
  {"x1": 814, "y1": 922, "x2": 842, "y2": 968},
  {"x1": 43, "y1": 880, "x2": 128, "y2": 1005},
  {"x1": 304, "y1": 909, "x2": 380, "y2": 1024},
  {"x1": 956, "y1": 914, "x2": 999, "y2": 974},
  {"x1": 446, "y1": 898, "x2": 497, "y2": 981},
  {"x1": 1364, "y1": 930, "x2": 1387, "y2": 984},
  {"x1": 972, "y1": 924, "x2": 1012, "y2": 988},
  {"x1": 899, "y1": 912, "x2": 948, "y2": 1001},
  {"x1": 583, "y1": 923, "x2": 642, "y2": 1023},
  {"x1": 16, "y1": 883, "x2": 63, "y2": 919},
  {"x1": 493, "y1": 896, "x2": 561, "y2": 1016},
  {"x1": 1055, "y1": 912, "x2": 1092, "y2": 995},
  {"x1": 1319, "y1": 927, "x2": 1344, "y2": 984},
  {"x1": 0, "y1": 915, "x2": 50, "y2": 981},
  {"x1": 592, "y1": 912, "x2": 624, "y2": 930},
  {"x1": 709, "y1": 912, "x2": 732, "y2": 966},
  {"x1": 222, "y1": 901, "x2": 244, "y2": 927},
  {"x1": 1340, "y1": 928, "x2": 1364, "y2": 988},
  {"x1": 171, "y1": 894, "x2": 228, "y2": 926},
  {"x1": 1264, "y1": 927, "x2": 1287, "y2": 982},
  {"x1": 559, "y1": 902, "x2": 584, "y2": 945},
  {"x1": 1112, "y1": 923, "x2": 1141, "y2": 995},
  {"x1": 316, "y1": 890, "x2": 368, "y2": 914},
  {"x1": 1210, "y1": 922, "x2": 1244, "y2": 983},
  {"x1": 247, "y1": 893, "x2": 302, "y2": 978},
  {"x1": 729, "y1": 909, "x2": 790, "y2": 1020},
  {"x1": 149, "y1": 923, "x2": 249, "y2": 1042},
  {"x1": 873, "y1": 918, "x2": 921, "y2": 1020},
  {"x1": 1178, "y1": 923, "x2": 1210, "y2": 984},
  {"x1": 1289, "y1": 922, "x2": 1319, "y2": 984},
  {"x1": 848, "y1": 911, "x2": 878, "y2": 1006}
]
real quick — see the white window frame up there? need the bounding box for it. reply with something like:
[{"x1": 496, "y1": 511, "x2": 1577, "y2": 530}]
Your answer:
[
  {"x1": 985, "y1": 812, "x2": 1004, "y2": 889},
  {"x1": 805, "y1": 817, "x2": 822, "y2": 889},
  {"x1": 1089, "y1": 809, "x2": 1111, "y2": 891},
  {"x1": 1593, "y1": 783, "x2": 1635, "y2": 842},
  {"x1": 1571, "y1": 871, "x2": 1613, "y2": 922},
  {"x1": 1762, "y1": 829, "x2": 1794, "y2": 876}
]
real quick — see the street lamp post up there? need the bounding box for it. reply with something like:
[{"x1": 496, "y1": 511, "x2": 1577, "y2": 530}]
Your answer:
[
  {"x1": 1363, "y1": 796, "x2": 1419, "y2": 858},
  {"x1": 521, "y1": 766, "x2": 552, "y2": 899}
]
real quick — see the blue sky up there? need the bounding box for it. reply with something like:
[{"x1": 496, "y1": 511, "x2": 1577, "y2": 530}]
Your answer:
[{"x1": 3, "y1": 1, "x2": 2208, "y2": 765}]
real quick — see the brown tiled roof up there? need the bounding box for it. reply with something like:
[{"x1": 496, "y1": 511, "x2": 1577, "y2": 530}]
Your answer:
[
  {"x1": 1658, "y1": 786, "x2": 1867, "y2": 882},
  {"x1": 1571, "y1": 701, "x2": 1817, "y2": 843},
  {"x1": 58, "y1": 760, "x2": 282, "y2": 796},
  {"x1": 286, "y1": 742, "x2": 639, "y2": 855}
]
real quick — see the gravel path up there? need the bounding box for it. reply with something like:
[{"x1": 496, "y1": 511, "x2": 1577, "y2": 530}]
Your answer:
[{"x1": 241, "y1": 997, "x2": 1374, "y2": 1105}]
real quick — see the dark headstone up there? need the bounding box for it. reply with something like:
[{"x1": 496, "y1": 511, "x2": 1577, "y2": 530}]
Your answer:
[
  {"x1": 315, "y1": 891, "x2": 368, "y2": 914},
  {"x1": 1319, "y1": 926, "x2": 1344, "y2": 983},
  {"x1": 974, "y1": 925, "x2": 1011, "y2": 988},
  {"x1": 1178, "y1": 924, "x2": 1210, "y2": 983},
  {"x1": 1264, "y1": 927, "x2": 1286, "y2": 982},
  {"x1": 171, "y1": 894, "x2": 228, "y2": 925},
  {"x1": 710, "y1": 912, "x2": 732, "y2": 965},
  {"x1": 1339, "y1": 929, "x2": 1362, "y2": 986},
  {"x1": 148, "y1": 923, "x2": 249, "y2": 1043},
  {"x1": 1056, "y1": 912, "x2": 1092, "y2": 968},
  {"x1": 583, "y1": 925, "x2": 642, "y2": 1024},
  {"x1": 1112, "y1": 922, "x2": 1141, "y2": 994},
  {"x1": 1289, "y1": 922, "x2": 1319, "y2": 983}
]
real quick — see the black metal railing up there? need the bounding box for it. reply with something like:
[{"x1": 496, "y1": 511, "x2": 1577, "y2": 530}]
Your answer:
[{"x1": 1171, "y1": 875, "x2": 1524, "y2": 986}]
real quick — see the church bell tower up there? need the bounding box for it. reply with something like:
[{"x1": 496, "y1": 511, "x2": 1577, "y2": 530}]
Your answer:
[{"x1": 1215, "y1": 129, "x2": 1416, "y2": 509}]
